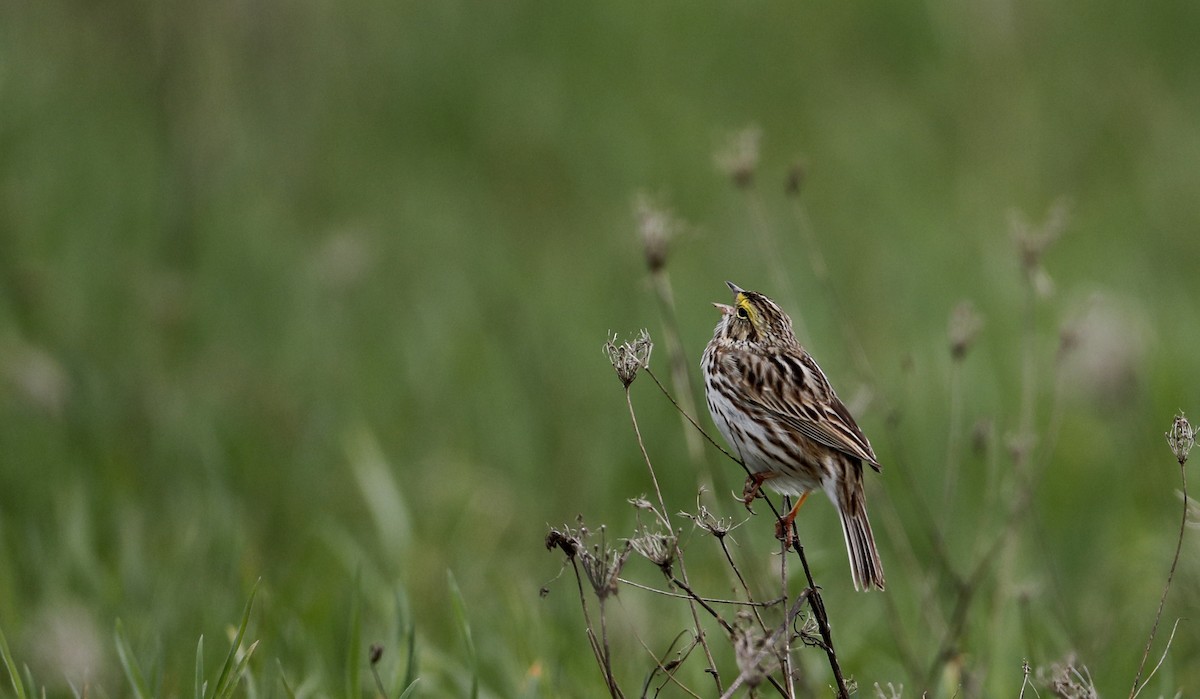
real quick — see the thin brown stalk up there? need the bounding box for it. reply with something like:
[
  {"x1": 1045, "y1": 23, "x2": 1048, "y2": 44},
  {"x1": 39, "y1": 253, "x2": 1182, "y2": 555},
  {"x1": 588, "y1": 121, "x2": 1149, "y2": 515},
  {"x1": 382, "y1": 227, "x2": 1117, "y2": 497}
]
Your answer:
[
  {"x1": 786, "y1": 521, "x2": 850, "y2": 699},
  {"x1": 571, "y1": 558, "x2": 623, "y2": 698},
  {"x1": 718, "y1": 589, "x2": 813, "y2": 699},
  {"x1": 778, "y1": 531, "x2": 796, "y2": 699},
  {"x1": 623, "y1": 386, "x2": 724, "y2": 694},
  {"x1": 1130, "y1": 462, "x2": 1189, "y2": 698},
  {"x1": 717, "y1": 536, "x2": 771, "y2": 630},
  {"x1": 616, "y1": 577, "x2": 782, "y2": 608},
  {"x1": 645, "y1": 368, "x2": 740, "y2": 464},
  {"x1": 625, "y1": 628, "x2": 703, "y2": 699}
]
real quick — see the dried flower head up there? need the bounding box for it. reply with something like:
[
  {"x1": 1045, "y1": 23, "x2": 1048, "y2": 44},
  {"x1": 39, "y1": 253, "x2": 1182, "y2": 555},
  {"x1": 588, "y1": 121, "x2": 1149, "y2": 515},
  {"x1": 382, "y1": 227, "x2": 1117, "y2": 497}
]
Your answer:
[
  {"x1": 545, "y1": 526, "x2": 583, "y2": 559},
  {"x1": 1010, "y1": 198, "x2": 1071, "y2": 297},
  {"x1": 731, "y1": 612, "x2": 782, "y2": 689},
  {"x1": 633, "y1": 195, "x2": 683, "y2": 273},
  {"x1": 1036, "y1": 655, "x2": 1097, "y2": 699},
  {"x1": 627, "y1": 527, "x2": 677, "y2": 574},
  {"x1": 577, "y1": 529, "x2": 630, "y2": 600},
  {"x1": 679, "y1": 503, "x2": 736, "y2": 540},
  {"x1": 1166, "y1": 412, "x2": 1194, "y2": 466},
  {"x1": 715, "y1": 125, "x2": 762, "y2": 189},
  {"x1": 604, "y1": 330, "x2": 653, "y2": 387},
  {"x1": 948, "y1": 300, "x2": 984, "y2": 361},
  {"x1": 369, "y1": 643, "x2": 384, "y2": 665}
]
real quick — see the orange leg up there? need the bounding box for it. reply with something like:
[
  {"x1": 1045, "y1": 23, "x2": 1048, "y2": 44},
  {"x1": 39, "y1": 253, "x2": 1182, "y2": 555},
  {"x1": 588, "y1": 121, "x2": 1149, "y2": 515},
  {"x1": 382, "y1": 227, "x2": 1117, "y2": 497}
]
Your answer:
[{"x1": 775, "y1": 491, "x2": 812, "y2": 545}]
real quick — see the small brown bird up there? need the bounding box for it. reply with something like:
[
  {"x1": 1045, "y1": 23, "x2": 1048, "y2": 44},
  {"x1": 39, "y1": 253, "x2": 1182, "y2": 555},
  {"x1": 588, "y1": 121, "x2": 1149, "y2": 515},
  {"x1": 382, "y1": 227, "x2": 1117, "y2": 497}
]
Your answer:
[{"x1": 702, "y1": 281, "x2": 885, "y2": 591}]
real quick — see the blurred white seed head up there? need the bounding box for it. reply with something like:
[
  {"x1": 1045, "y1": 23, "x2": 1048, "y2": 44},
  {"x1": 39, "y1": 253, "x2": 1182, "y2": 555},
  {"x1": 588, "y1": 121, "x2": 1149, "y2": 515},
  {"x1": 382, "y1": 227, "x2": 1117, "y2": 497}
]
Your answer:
[
  {"x1": 1010, "y1": 198, "x2": 1070, "y2": 298},
  {"x1": 633, "y1": 195, "x2": 683, "y2": 273},
  {"x1": 715, "y1": 125, "x2": 762, "y2": 189},
  {"x1": 1057, "y1": 294, "x2": 1149, "y2": 406},
  {"x1": 948, "y1": 300, "x2": 984, "y2": 361},
  {"x1": 1, "y1": 338, "x2": 70, "y2": 417}
]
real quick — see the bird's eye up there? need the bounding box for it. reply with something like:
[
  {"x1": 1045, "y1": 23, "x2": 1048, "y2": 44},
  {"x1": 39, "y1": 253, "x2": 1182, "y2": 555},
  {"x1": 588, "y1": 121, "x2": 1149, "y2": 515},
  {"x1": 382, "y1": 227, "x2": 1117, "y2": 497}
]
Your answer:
[{"x1": 735, "y1": 306, "x2": 749, "y2": 320}]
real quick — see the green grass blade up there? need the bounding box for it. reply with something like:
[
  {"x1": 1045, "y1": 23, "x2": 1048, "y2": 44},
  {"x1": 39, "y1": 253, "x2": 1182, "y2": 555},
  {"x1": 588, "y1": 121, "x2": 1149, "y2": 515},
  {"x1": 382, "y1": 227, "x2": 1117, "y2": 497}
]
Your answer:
[
  {"x1": 114, "y1": 619, "x2": 152, "y2": 699},
  {"x1": 215, "y1": 640, "x2": 259, "y2": 699},
  {"x1": 401, "y1": 620, "x2": 417, "y2": 693},
  {"x1": 394, "y1": 587, "x2": 418, "y2": 692},
  {"x1": 0, "y1": 625, "x2": 29, "y2": 699},
  {"x1": 194, "y1": 635, "x2": 205, "y2": 699},
  {"x1": 395, "y1": 679, "x2": 420, "y2": 699},
  {"x1": 345, "y1": 571, "x2": 362, "y2": 699},
  {"x1": 446, "y1": 570, "x2": 477, "y2": 699},
  {"x1": 276, "y1": 661, "x2": 297, "y2": 699},
  {"x1": 209, "y1": 579, "x2": 260, "y2": 699}
]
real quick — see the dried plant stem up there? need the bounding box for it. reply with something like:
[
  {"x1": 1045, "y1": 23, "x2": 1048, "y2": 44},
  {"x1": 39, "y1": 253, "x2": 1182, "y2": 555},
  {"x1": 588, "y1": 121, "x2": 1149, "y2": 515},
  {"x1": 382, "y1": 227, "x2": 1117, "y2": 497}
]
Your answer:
[
  {"x1": 778, "y1": 531, "x2": 796, "y2": 699},
  {"x1": 624, "y1": 625, "x2": 704, "y2": 699},
  {"x1": 571, "y1": 559, "x2": 623, "y2": 698},
  {"x1": 617, "y1": 577, "x2": 782, "y2": 608},
  {"x1": 645, "y1": 368, "x2": 740, "y2": 464},
  {"x1": 1129, "y1": 462, "x2": 1188, "y2": 699},
  {"x1": 719, "y1": 590, "x2": 813, "y2": 699},
  {"x1": 785, "y1": 522, "x2": 850, "y2": 699},
  {"x1": 625, "y1": 387, "x2": 671, "y2": 531},
  {"x1": 598, "y1": 597, "x2": 619, "y2": 698},
  {"x1": 718, "y1": 537, "x2": 771, "y2": 630},
  {"x1": 623, "y1": 386, "x2": 723, "y2": 695},
  {"x1": 941, "y1": 360, "x2": 965, "y2": 516}
]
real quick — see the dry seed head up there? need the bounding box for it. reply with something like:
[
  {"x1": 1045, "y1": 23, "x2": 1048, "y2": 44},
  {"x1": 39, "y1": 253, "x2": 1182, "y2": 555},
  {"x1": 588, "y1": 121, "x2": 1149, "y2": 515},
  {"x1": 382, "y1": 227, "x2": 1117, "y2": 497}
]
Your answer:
[
  {"x1": 1009, "y1": 198, "x2": 1071, "y2": 297},
  {"x1": 604, "y1": 330, "x2": 653, "y2": 387},
  {"x1": 731, "y1": 613, "x2": 781, "y2": 689},
  {"x1": 628, "y1": 496, "x2": 655, "y2": 512},
  {"x1": 679, "y1": 504, "x2": 736, "y2": 539},
  {"x1": 1036, "y1": 656, "x2": 1097, "y2": 699},
  {"x1": 545, "y1": 526, "x2": 583, "y2": 559},
  {"x1": 948, "y1": 300, "x2": 984, "y2": 361},
  {"x1": 627, "y1": 528, "x2": 677, "y2": 573},
  {"x1": 633, "y1": 195, "x2": 682, "y2": 273},
  {"x1": 1166, "y1": 412, "x2": 1194, "y2": 466},
  {"x1": 715, "y1": 125, "x2": 761, "y2": 189},
  {"x1": 578, "y1": 530, "x2": 630, "y2": 600}
]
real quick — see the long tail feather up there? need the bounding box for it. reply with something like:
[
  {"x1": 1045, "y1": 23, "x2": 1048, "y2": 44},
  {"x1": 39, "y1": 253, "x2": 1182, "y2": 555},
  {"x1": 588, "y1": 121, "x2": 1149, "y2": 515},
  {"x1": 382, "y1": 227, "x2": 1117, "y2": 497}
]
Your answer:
[{"x1": 830, "y1": 470, "x2": 885, "y2": 591}]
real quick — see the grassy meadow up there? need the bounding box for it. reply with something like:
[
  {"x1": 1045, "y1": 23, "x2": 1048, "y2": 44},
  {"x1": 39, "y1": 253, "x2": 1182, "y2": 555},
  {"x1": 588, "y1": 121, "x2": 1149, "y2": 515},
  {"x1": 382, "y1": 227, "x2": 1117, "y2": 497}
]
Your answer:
[{"x1": 2, "y1": 0, "x2": 1200, "y2": 696}]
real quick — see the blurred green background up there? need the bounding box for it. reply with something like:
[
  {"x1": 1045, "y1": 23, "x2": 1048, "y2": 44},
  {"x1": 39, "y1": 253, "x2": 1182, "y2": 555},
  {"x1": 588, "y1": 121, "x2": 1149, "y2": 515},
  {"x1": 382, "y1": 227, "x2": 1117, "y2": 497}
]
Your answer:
[{"x1": 2, "y1": 0, "x2": 1199, "y2": 696}]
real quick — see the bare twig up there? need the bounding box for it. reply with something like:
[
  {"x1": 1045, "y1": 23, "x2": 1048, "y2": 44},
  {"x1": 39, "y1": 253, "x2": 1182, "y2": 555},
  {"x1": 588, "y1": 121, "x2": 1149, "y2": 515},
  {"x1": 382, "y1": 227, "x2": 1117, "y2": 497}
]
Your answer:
[
  {"x1": 623, "y1": 384, "x2": 723, "y2": 694},
  {"x1": 1130, "y1": 414, "x2": 1193, "y2": 698}
]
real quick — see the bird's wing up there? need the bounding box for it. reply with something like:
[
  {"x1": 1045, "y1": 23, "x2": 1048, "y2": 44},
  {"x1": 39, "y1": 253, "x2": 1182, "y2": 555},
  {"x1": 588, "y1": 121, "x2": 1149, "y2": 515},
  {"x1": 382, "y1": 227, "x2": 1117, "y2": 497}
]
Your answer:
[{"x1": 733, "y1": 350, "x2": 881, "y2": 469}]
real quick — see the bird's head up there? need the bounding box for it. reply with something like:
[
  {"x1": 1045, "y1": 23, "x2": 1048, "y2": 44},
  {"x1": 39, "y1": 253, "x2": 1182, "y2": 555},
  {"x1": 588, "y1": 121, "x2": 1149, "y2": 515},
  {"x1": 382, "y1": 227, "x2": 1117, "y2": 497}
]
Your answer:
[{"x1": 712, "y1": 281, "x2": 796, "y2": 347}]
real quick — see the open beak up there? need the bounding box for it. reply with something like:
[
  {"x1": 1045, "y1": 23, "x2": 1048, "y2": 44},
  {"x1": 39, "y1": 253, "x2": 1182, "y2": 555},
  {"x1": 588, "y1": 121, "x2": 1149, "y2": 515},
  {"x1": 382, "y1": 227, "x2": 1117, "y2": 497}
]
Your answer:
[
  {"x1": 725, "y1": 280, "x2": 745, "y2": 297},
  {"x1": 712, "y1": 302, "x2": 734, "y2": 315}
]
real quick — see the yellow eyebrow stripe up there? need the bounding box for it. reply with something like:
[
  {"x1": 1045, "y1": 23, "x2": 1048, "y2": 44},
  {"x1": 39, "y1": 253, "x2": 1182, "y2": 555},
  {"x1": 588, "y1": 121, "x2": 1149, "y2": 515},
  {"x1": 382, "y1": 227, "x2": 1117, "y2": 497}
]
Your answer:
[{"x1": 734, "y1": 293, "x2": 759, "y2": 325}]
